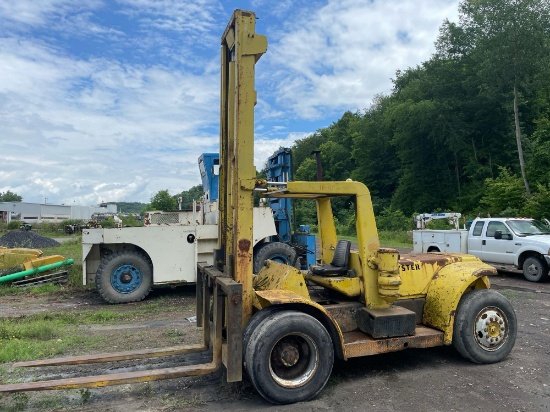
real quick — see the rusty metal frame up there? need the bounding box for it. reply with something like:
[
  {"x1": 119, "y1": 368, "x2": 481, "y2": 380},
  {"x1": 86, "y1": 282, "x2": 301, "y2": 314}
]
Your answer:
[{"x1": 0, "y1": 265, "x2": 244, "y2": 393}]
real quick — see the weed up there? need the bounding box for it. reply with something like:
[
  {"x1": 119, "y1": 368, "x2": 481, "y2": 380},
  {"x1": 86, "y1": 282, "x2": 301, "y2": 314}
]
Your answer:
[
  {"x1": 2, "y1": 392, "x2": 29, "y2": 412},
  {"x1": 79, "y1": 388, "x2": 92, "y2": 404},
  {"x1": 140, "y1": 382, "x2": 154, "y2": 398},
  {"x1": 161, "y1": 393, "x2": 207, "y2": 408},
  {"x1": 166, "y1": 328, "x2": 184, "y2": 338},
  {"x1": 87, "y1": 309, "x2": 126, "y2": 323},
  {"x1": 34, "y1": 393, "x2": 65, "y2": 410}
]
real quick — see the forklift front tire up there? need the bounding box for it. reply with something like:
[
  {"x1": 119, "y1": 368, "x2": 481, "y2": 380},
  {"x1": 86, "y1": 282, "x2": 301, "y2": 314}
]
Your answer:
[
  {"x1": 242, "y1": 306, "x2": 282, "y2": 365},
  {"x1": 245, "y1": 311, "x2": 334, "y2": 404},
  {"x1": 453, "y1": 289, "x2": 517, "y2": 364}
]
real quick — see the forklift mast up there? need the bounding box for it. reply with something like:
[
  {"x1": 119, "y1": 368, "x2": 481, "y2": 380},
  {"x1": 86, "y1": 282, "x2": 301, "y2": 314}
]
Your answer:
[{"x1": 217, "y1": 10, "x2": 267, "y2": 323}]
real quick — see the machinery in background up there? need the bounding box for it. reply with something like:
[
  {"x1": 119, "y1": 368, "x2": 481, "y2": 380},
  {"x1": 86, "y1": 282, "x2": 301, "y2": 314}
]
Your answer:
[{"x1": 82, "y1": 150, "x2": 314, "y2": 304}]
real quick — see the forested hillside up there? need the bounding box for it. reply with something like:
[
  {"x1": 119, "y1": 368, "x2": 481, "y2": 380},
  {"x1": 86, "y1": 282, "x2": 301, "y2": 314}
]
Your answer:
[{"x1": 290, "y1": 0, "x2": 550, "y2": 230}]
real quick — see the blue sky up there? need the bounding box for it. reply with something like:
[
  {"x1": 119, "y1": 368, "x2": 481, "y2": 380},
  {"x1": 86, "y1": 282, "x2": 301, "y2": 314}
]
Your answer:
[{"x1": 0, "y1": 0, "x2": 460, "y2": 205}]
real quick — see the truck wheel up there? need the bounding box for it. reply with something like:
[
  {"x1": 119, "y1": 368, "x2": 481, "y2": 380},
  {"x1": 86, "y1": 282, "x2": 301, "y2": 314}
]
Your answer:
[
  {"x1": 242, "y1": 306, "x2": 282, "y2": 365},
  {"x1": 253, "y1": 242, "x2": 297, "y2": 273},
  {"x1": 522, "y1": 256, "x2": 549, "y2": 282},
  {"x1": 453, "y1": 289, "x2": 516, "y2": 364},
  {"x1": 245, "y1": 311, "x2": 334, "y2": 404},
  {"x1": 96, "y1": 251, "x2": 153, "y2": 304}
]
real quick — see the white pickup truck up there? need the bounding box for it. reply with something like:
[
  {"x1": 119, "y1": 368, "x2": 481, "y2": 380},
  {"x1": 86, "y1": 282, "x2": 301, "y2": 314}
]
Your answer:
[{"x1": 413, "y1": 217, "x2": 550, "y2": 282}]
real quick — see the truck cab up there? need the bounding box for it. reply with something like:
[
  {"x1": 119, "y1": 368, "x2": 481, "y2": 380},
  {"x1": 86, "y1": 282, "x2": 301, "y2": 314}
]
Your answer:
[{"x1": 469, "y1": 218, "x2": 550, "y2": 282}]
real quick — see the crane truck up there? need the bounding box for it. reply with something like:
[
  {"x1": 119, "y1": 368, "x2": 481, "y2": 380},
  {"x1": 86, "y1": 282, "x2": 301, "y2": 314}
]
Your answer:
[
  {"x1": 82, "y1": 150, "x2": 314, "y2": 303},
  {"x1": 0, "y1": 10, "x2": 517, "y2": 404}
]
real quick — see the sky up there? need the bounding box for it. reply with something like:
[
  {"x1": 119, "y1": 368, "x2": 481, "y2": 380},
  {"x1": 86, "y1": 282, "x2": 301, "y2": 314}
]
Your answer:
[{"x1": 0, "y1": 0, "x2": 460, "y2": 206}]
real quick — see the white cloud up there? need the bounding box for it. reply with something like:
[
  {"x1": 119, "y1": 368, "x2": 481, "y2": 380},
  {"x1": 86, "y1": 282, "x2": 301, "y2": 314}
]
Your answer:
[
  {"x1": 266, "y1": 0, "x2": 460, "y2": 119},
  {"x1": 0, "y1": 0, "x2": 102, "y2": 27},
  {"x1": 0, "y1": 0, "x2": 461, "y2": 206}
]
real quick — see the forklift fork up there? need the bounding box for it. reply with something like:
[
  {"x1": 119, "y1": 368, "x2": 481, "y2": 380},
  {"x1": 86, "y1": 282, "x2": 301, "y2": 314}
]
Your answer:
[{"x1": 0, "y1": 265, "x2": 242, "y2": 393}]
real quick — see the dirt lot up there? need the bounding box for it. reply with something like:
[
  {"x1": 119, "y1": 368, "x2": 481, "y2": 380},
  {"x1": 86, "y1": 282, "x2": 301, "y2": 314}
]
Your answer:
[{"x1": 1, "y1": 271, "x2": 549, "y2": 412}]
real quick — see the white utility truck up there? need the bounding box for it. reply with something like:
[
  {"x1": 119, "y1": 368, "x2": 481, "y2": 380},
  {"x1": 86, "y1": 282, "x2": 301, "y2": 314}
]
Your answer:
[{"x1": 413, "y1": 217, "x2": 550, "y2": 282}]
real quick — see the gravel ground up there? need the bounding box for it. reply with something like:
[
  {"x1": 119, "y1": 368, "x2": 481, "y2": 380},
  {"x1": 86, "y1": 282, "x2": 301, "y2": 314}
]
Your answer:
[{"x1": 0, "y1": 231, "x2": 61, "y2": 248}]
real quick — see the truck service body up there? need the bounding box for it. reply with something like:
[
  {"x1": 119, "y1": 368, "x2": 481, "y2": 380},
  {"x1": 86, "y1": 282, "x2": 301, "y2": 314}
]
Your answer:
[{"x1": 413, "y1": 217, "x2": 550, "y2": 282}]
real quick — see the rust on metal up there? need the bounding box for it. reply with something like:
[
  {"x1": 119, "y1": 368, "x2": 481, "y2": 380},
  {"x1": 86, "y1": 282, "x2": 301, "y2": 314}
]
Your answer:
[
  {"x1": 343, "y1": 326, "x2": 444, "y2": 359},
  {"x1": 13, "y1": 344, "x2": 207, "y2": 368},
  {"x1": 473, "y1": 268, "x2": 496, "y2": 277},
  {"x1": 238, "y1": 238, "x2": 251, "y2": 252},
  {"x1": 0, "y1": 362, "x2": 220, "y2": 393}
]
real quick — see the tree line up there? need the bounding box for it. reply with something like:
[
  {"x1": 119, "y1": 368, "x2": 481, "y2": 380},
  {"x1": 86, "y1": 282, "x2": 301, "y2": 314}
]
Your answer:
[
  {"x1": 5, "y1": 1, "x2": 549, "y2": 233},
  {"x1": 290, "y1": 0, "x2": 550, "y2": 230}
]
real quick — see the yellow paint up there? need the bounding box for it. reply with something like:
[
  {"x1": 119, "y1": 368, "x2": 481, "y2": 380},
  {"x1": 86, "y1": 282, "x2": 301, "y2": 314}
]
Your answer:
[
  {"x1": 305, "y1": 273, "x2": 362, "y2": 297},
  {"x1": 423, "y1": 261, "x2": 493, "y2": 344},
  {"x1": 254, "y1": 260, "x2": 310, "y2": 299},
  {"x1": 0, "y1": 248, "x2": 43, "y2": 271},
  {"x1": 219, "y1": 10, "x2": 267, "y2": 324},
  {"x1": 23, "y1": 255, "x2": 65, "y2": 270}
]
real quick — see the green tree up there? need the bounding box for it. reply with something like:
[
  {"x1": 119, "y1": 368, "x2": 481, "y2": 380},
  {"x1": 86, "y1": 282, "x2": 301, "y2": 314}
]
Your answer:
[
  {"x1": 452, "y1": 0, "x2": 550, "y2": 194},
  {"x1": 149, "y1": 190, "x2": 177, "y2": 211},
  {"x1": 174, "y1": 185, "x2": 204, "y2": 210},
  {"x1": 480, "y1": 167, "x2": 525, "y2": 216},
  {"x1": 0, "y1": 190, "x2": 22, "y2": 202}
]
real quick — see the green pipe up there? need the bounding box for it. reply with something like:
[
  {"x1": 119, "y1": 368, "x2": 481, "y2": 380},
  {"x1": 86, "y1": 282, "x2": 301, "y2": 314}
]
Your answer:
[{"x1": 0, "y1": 259, "x2": 74, "y2": 284}]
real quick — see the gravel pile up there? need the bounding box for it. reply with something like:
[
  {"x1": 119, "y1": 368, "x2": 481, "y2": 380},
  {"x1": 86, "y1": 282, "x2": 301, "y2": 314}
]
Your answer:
[{"x1": 0, "y1": 231, "x2": 61, "y2": 248}]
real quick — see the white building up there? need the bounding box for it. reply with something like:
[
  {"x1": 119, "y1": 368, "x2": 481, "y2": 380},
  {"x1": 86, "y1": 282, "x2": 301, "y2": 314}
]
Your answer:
[{"x1": 0, "y1": 202, "x2": 117, "y2": 224}]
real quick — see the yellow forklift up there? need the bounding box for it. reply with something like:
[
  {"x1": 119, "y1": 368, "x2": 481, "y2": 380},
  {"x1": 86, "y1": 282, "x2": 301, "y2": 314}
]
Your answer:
[{"x1": 0, "y1": 10, "x2": 516, "y2": 405}]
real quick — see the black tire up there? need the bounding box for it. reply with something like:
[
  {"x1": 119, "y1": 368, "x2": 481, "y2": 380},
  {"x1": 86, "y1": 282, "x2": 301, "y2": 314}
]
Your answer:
[
  {"x1": 453, "y1": 289, "x2": 516, "y2": 364},
  {"x1": 242, "y1": 306, "x2": 282, "y2": 365},
  {"x1": 427, "y1": 247, "x2": 440, "y2": 252},
  {"x1": 96, "y1": 251, "x2": 153, "y2": 304},
  {"x1": 245, "y1": 311, "x2": 334, "y2": 404},
  {"x1": 253, "y1": 242, "x2": 297, "y2": 273},
  {"x1": 522, "y1": 256, "x2": 549, "y2": 282}
]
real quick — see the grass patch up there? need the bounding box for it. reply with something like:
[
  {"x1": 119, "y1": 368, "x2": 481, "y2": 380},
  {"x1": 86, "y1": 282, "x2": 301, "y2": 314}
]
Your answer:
[
  {"x1": 1, "y1": 392, "x2": 29, "y2": 412},
  {"x1": 42, "y1": 237, "x2": 82, "y2": 263},
  {"x1": 335, "y1": 230, "x2": 412, "y2": 249},
  {"x1": 0, "y1": 308, "x2": 142, "y2": 364},
  {"x1": 378, "y1": 230, "x2": 412, "y2": 248}
]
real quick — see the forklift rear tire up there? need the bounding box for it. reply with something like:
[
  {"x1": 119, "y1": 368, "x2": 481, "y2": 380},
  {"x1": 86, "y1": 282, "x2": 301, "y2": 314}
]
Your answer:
[
  {"x1": 245, "y1": 311, "x2": 334, "y2": 404},
  {"x1": 453, "y1": 289, "x2": 516, "y2": 364},
  {"x1": 253, "y1": 242, "x2": 297, "y2": 273},
  {"x1": 96, "y1": 251, "x2": 153, "y2": 304}
]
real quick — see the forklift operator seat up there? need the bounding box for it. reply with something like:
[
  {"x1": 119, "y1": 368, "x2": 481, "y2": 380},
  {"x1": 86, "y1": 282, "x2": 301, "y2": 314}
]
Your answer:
[{"x1": 311, "y1": 240, "x2": 351, "y2": 276}]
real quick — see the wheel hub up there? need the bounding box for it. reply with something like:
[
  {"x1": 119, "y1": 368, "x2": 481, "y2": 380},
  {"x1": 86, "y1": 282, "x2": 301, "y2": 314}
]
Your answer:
[
  {"x1": 275, "y1": 342, "x2": 300, "y2": 367},
  {"x1": 120, "y1": 272, "x2": 133, "y2": 284},
  {"x1": 111, "y1": 263, "x2": 143, "y2": 294},
  {"x1": 475, "y1": 307, "x2": 507, "y2": 351},
  {"x1": 269, "y1": 334, "x2": 319, "y2": 388}
]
